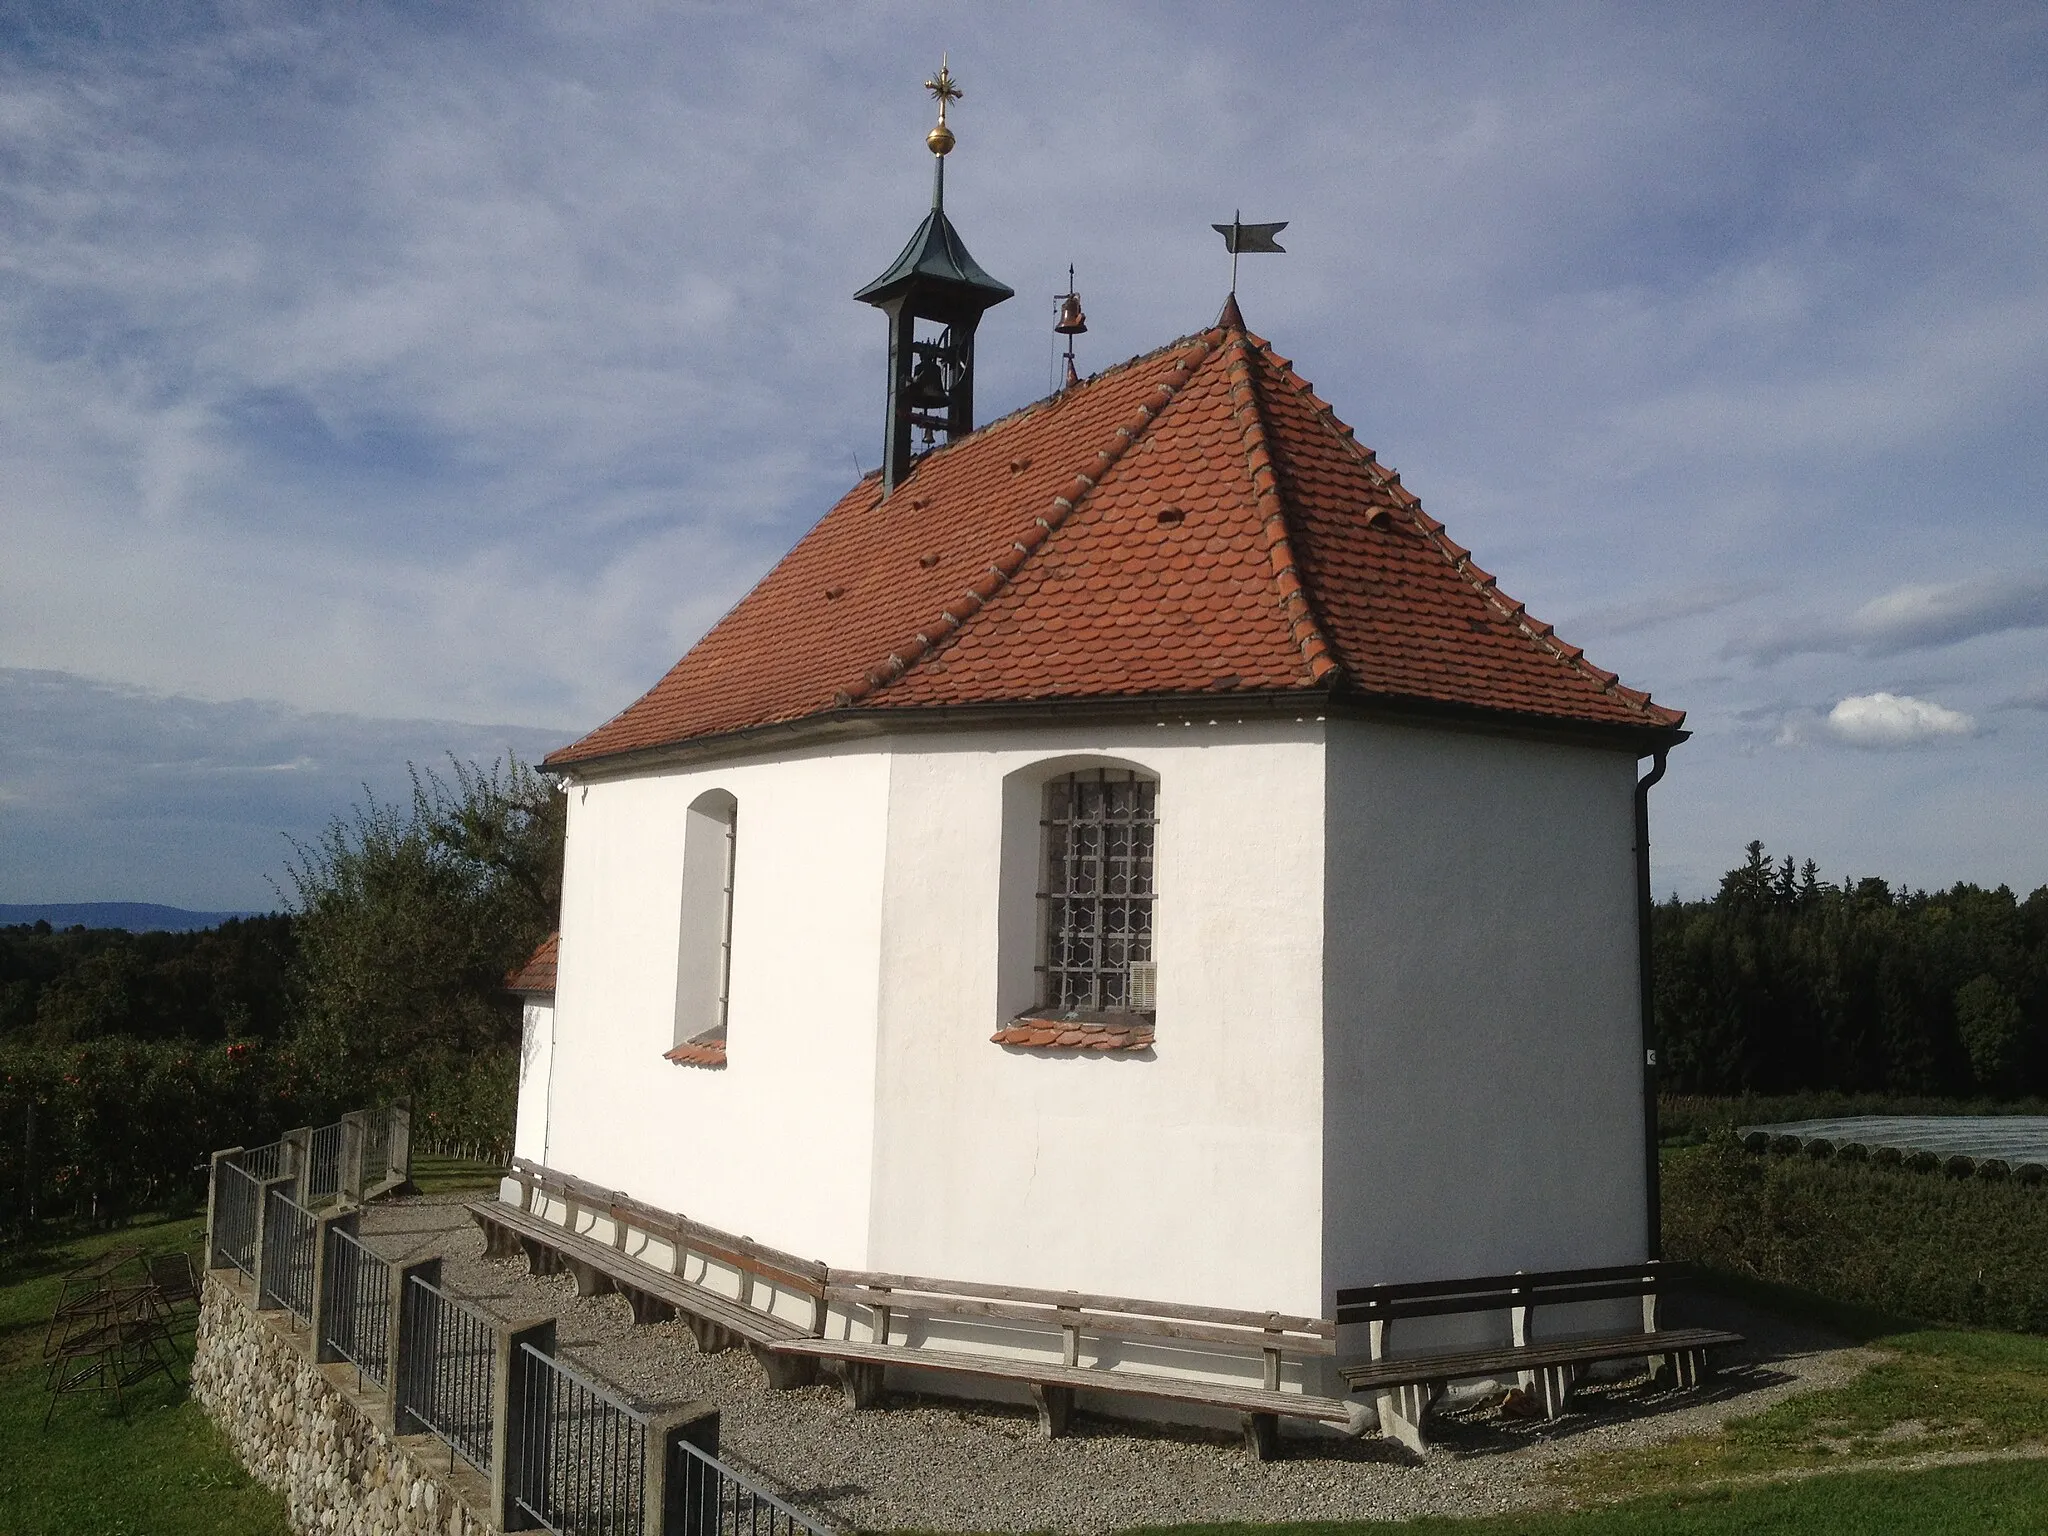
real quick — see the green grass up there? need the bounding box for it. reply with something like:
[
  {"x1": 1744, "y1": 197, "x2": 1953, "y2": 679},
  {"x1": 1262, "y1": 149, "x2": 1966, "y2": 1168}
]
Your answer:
[
  {"x1": 407, "y1": 1151, "x2": 505, "y2": 1196},
  {"x1": 0, "y1": 1211, "x2": 288, "y2": 1536},
  {"x1": 1121, "y1": 1459, "x2": 2048, "y2": 1534},
  {"x1": 1558, "y1": 1326, "x2": 2048, "y2": 1503}
]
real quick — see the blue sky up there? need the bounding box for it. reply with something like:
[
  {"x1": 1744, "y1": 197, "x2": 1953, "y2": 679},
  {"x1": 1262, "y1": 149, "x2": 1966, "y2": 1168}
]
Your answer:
[{"x1": 2, "y1": 1, "x2": 2045, "y2": 909}]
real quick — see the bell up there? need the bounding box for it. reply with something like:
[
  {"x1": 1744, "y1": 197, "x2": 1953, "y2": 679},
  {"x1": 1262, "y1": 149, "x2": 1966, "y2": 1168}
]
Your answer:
[
  {"x1": 907, "y1": 357, "x2": 950, "y2": 408},
  {"x1": 1054, "y1": 293, "x2": 1088, "y2": 335}
]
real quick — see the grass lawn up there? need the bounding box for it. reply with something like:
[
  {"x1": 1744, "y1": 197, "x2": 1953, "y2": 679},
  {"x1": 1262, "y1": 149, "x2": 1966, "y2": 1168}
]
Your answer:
[
  {"x1": 0, "y1": 1209, "x2": 288, "y2": 1536},
  {"x1": 408, "y1": 1151, "x2": 507, "y2": 1196},
  {"x1": 0, "y1": 1156, "x2": 503, "y2": 1536}
]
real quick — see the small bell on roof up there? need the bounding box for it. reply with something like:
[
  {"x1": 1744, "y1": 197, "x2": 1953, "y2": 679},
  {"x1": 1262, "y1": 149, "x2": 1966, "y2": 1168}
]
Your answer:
[{"x1": 1054, "y1": 265, "x2": 1088, "y2": 391}]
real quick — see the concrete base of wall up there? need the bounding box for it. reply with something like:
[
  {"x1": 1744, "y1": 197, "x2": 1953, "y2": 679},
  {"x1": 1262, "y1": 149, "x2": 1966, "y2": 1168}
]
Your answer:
[{"x1": 192, "y1": 1272, "x2": 495, "y2": 1536}]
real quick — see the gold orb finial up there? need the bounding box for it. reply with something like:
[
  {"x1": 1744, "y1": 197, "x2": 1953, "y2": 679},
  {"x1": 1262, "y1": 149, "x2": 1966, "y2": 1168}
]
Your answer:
[{"x1": 924, "y1": 54, "x2": 961, "y2": 157}]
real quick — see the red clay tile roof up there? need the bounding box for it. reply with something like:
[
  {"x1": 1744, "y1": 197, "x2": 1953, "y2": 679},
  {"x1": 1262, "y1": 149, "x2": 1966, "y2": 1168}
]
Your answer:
[
  {"x1": 506, "y1": 932, "x2": 559, "y2": 995},
  {"x1": 549, "y1": 305, "x2": 1681, "y2": 768}
]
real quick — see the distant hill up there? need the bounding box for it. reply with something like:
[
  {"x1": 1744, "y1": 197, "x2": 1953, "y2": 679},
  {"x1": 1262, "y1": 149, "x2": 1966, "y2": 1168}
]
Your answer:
[{"x1": 0, "y1": 902, "x2": 271, "y2": 933}]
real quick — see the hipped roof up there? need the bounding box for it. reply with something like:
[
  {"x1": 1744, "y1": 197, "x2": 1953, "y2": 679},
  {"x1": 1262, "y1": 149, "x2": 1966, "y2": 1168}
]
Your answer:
[{"x1": 549, "y1": 302, "x2": 1681, "y2": 771}]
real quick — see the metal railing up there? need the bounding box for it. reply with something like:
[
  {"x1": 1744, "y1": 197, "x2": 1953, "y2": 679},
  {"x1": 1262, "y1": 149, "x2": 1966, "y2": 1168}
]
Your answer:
[
  {"x1": 260, "y1": 1186, "x2": 318, "y2": 1325},
  {"x1": 400, "y1": 1274, "x2": 496, "y2": 1476},
  {"x1": 321, "y1": 1224, "x2": 391, "y2": 1388},
  {"x1": 236, "y1": 1139, "x2": 287, "y2": 1181},
  {"x1": 306, "y1": 1121, "x2": 345, "y2": 1203},
  {"x1": 361, "y1": 1113, "x2": 392, "y2": 1187},
  {"x1": 515, "y1": 1345, "x2": 648, "y2": 1535},
  {"x1": 214, "y1": 1161, "x2": 261, "y2": 1277},
  {"x1": 669, "y1": 1439, "x2": 833, "y2": 1536}
]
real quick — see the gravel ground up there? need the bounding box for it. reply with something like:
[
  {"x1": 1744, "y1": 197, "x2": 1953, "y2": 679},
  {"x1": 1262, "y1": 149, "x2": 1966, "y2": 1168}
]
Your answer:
[{"x1": 365, "y1": 1192, "x2": 1878, "y2": 1534}]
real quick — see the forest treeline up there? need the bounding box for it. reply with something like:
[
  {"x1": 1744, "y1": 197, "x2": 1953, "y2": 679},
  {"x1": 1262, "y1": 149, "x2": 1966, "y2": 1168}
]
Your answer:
[{"x1": 1655, "y1": 840, "x2": 2048, "y2": 1097}]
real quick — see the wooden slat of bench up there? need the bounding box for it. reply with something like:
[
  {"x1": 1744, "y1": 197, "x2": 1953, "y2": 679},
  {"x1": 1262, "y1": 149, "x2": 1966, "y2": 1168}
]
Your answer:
[
  {"x1": 772, "y1": 1337, "x2": 1359, "y2": 1426},
  {"x1": 828, "y1": 1269, "x2": 1334, "y2": 1338},
  {"x1": 1334, "y1": 1261, "x2": 1687, "y2": 1312},
  {"x1": 1337, "y1": 1277, "x2": 1674, "y2": 1327},
  {"x1": 1338, "y1": 1327, "x2": 1744, "y2": 1391},
  {"x1": 470, "y1": 1201, "x2": 805, "y2": 1345},
  {"x1": 823, "y1": 1284, "x2": 1335, "y2": 1355},
  {"x1": 507, "y1": 1161, "x2": 826, "y2": 1291}
]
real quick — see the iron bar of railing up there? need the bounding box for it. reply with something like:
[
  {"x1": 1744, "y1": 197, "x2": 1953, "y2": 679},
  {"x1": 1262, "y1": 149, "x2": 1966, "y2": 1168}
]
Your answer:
[
  {"x1": 260, "y1": 1185, "x2": 318, "y2": 1325},
  {"x1": 401, "y1": 1273, "x2": 496, "y2": 1476},
  {"x1": 214, "y1": 1161, "x2": 261, "y2": 1278},
  {"x1": 321, "y1": 1224, "x2": 392, "y2": 1389},
  {"x1": 235, "y1": 1139, "x2": 287, "y2": 1181},
  {"x1": 515, "y1": 1344, "x2": 648, "y2": 1535},
  {"x1": 361, "y1": 1110, "x2": 393, "y2": 1187},
  {"x1": 669, "y1": 1437, "x2": 834, "y2": 1536},
  {"x1": 306, "y1": 1121, "x2": 345, "y2": 1204}
]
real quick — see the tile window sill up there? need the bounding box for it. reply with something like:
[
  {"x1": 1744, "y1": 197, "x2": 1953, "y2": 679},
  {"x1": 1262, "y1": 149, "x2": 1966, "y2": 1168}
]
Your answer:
[
  {"x1": 664, "y1": 1038, "x2": 727, "y2": 1068},
  {"x1": 992, "y1": 1016, "x2": 1154, "y2": 1053}
]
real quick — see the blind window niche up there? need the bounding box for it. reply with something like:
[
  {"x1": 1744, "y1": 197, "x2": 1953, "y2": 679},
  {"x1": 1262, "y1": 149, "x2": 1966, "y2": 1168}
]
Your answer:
[{"x1": 674, "y1": 789, "x2": 738, "y2": 1049}]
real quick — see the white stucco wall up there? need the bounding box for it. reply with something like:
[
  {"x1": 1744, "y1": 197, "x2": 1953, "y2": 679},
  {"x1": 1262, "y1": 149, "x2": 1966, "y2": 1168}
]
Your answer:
[
  {"x1": 536, "y1": 743, "x2": 892, "y2": 1262},
  {"x1": 864, "y1": 719, "x2": 1330, "y2": 1317},
  {"x1": 519, "y1": 708, "x2": 1652, "y2": 1351},
  {"x1": 1320, "y1": 719, "x2": 1648, "y2": 1323}
]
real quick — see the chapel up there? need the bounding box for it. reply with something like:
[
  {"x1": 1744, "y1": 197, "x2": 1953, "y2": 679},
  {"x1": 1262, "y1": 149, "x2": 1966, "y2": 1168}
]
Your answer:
[{"x1": 501, "y1": 68, "x2": 1687, "y2": 1440}]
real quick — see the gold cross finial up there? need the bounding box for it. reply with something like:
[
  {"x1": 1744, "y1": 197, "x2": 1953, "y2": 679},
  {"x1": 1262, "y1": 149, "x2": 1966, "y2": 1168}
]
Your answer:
[{"x1": 925, "y1": 54, "x2": 960, "y2": 157}]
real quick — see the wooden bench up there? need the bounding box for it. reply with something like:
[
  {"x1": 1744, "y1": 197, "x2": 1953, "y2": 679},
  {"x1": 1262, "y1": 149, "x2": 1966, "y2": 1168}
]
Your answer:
[
  {"x1": 1334, "y1": 1262, "x2": 1743, "y2": 1452},
  {"x1": 472, "y1": 1160, "x2": 1359, "y2": 1458},
  {"x1": 470, "y1": 1160, "x2": 829, "y2": 1387},
  {"x1": 784, "y1": 1268, "x2": 1360, "y2": 1459}
]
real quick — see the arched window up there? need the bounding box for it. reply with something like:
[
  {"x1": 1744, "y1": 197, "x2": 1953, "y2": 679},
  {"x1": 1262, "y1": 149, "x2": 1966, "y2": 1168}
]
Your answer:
[
  {"x1": 1038, "y1": 768, "x2": 1158, "y2": 1015},
  {"x1": 674, "y1": 789, "x2": 737, "y2": 1051}
]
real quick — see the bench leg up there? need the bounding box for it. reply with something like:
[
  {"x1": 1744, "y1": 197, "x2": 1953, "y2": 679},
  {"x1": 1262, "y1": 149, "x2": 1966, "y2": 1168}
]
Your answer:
[
  {"x1": 1670, "y1": 1347, "x2": 1706, "y2": 1390},
  {"x1": 626, "y1": 1289, "x2": 675, "y2": 1326},
  {"x1": 1030, "y1": 1383, "x2": 1074, "y2": 1438},
  {"x1": 686, "y1": 1316, "x2": 739, "y2": 1354},
  {"x1": 1242, "y1": 1411, "x2": 1279, "y2": 1461},
  {"x1": 752, "y1": 1344, "x2": 818, "y2": 1391},
  {"x1": 517, "y1": 1236, "x2": 550, "y2": 1276},
  {"x1": 1375, "y1": 1383, "x2": 1432, "y2": 1454},
  {"x1": 1537, "y1": 1363, "x2": 1576, "y2": 1419},
  {"x1": 474, "y1": 1216, "x2": 519, "y2": 1260},
  {"x1": 565, "y1": 1258, "x2": 615, "y2": 1299},
  {"x1": 836, "y1": 1360, "x2": 885, "y2": 1411}
]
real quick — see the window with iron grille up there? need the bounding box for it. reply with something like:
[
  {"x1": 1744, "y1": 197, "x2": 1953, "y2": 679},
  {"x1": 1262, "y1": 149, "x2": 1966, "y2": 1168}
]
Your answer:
[{"x1": 1038, "y1": 770, "x2": 1157, "y2": 1015}]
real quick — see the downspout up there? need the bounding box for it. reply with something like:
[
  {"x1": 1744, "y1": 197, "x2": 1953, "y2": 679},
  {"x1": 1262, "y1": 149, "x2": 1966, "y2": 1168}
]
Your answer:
[{"x1": 1635, "y1": 747, "x2": 1670, "y2": 1260}]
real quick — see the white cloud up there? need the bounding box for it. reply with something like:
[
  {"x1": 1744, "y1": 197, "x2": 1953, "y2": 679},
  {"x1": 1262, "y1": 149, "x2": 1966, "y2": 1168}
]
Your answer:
[
  {"x1": 1731, "y1": 571, "x2": 2048, "y2": 664},
  {"x1": 1824, "y1": 692, "x2": 1978, "y2": 749}
]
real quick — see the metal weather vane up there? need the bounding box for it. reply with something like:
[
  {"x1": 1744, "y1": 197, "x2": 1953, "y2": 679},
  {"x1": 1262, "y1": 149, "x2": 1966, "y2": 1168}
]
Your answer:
[{"x1": 1212, "y1": 210, "x2": 1288, "y2": 293}]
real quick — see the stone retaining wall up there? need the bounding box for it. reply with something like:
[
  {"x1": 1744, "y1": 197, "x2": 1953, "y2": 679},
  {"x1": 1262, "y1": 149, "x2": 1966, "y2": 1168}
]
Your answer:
[{"x1": 192, "y1": 1272, "x2": 495, "y2": 1536}]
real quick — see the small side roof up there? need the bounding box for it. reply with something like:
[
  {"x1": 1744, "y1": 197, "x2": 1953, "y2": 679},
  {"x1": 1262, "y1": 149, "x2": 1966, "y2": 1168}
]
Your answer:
[{"x1": 506, "y1": 932, "x2": 559, "y2": 996}]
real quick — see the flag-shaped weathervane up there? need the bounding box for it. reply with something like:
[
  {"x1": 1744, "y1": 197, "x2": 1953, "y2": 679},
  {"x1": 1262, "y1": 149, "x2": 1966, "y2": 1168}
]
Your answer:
[{"x1": 1212, "y1": 210, "x2": 1287, "y2": 292}]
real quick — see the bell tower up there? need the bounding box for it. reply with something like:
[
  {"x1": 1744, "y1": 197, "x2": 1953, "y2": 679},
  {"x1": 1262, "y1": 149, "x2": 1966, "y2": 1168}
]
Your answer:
[{"x1": 855, "y1": 58, "x2": 1014, "y2": 495}]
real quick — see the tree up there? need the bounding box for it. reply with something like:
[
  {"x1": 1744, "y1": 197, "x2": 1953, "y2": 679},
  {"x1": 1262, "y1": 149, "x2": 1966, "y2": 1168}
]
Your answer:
[
  {"x1": 1955, "y1": 973, "x2": 2026, "y2": 1094},
  {"x1": 283, "y1": 757, "x2": 563, "y2": 1108}
]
